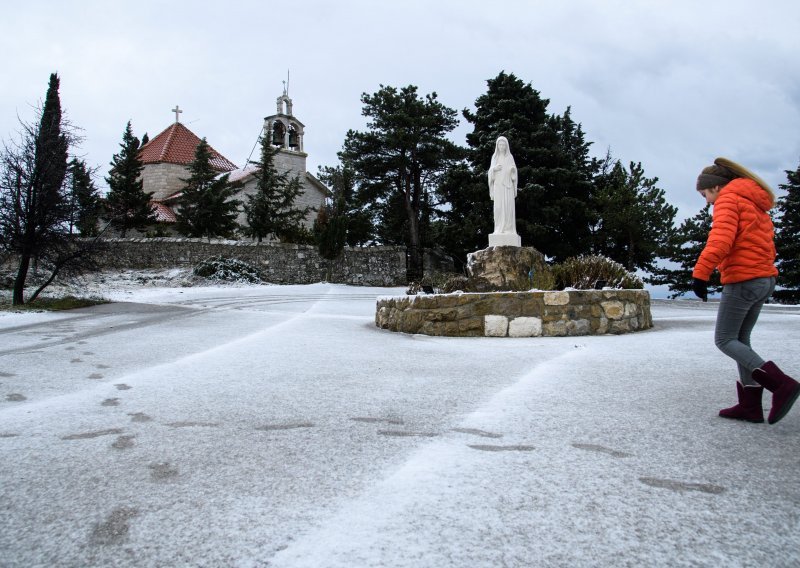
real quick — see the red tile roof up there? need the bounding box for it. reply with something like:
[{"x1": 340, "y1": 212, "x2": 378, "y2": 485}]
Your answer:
[
  {"x1": 150, "y1": 201, "x2": 177, "y2": 223},
  {"x1": 139, "y1": 122, "x2": 238, "y2": 172}
]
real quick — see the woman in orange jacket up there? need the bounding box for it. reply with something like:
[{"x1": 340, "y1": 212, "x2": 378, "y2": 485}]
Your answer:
[{"x1": 693, "y1": 157, "x2": 799, "y2": 424}]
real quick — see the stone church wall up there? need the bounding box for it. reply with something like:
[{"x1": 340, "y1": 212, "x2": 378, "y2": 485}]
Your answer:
[
  {"x1": 93, "y1": 238, "x2": 407, "y2": 286},
  {"x1": 272, "y1": 150, "x2": 307, "y2": 176},
  {"x1": 141, "y1": 163, "x2": 189, "y2": 201},
  {"x1": 297, "y1": 173, "x2": 327, "y2": 227}
]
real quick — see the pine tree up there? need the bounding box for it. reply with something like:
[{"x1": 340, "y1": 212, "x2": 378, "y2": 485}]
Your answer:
[
  {"x1": 591, "y1": 156, "x2": 677, "y2": 273},
  {"x1": 314, "y1": 162, "x2": 374, "y2": 256},
  {"x1": 313, "y1": 197, "x2": 347, "y2": 261},
  {"x1": 68, "y1": 158, "x2": 101, "y2": 236},
  {"x1": 317, "y1": 164, "x2": 371, "y2": 246},
  {"x1": 774, "y1": 159, "x2": 800, "y2": 293},
  {"x1": 242, "y1": 138, "x2": 310, "y2": 242},
  {"x1": 441, "y1": 72, "x2": 597, "y2": 263},
  {"x1": 542, "y1": 106, "x2": 599, "y2": 257},
  {"x1": 175, "y1": 138, "x2": 241, "y2": 239},
  {"x1": 105, "y1": 121, "x2": 153, "y2": 237},
  {"x1": 339, "y1": 84, "x2": 462, "y2": 280},
  {"x1": 650, "y1": 206, "x2": 721, "y2": 298},
  {"x1": 0, "y1": 73, "x2": 70, "y2": 304}
]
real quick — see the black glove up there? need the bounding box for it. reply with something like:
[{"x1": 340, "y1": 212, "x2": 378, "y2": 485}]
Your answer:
[{"x1": 692, "y1": 277, "x2": 708, "y2": 302}]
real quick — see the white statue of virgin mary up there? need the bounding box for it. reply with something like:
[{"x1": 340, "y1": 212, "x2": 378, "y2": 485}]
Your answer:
[{"x1": 488, "y1": 136, "x2": 521, "y2": 247}]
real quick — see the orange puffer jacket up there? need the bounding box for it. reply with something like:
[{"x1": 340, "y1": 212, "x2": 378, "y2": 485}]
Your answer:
[{"x1": 693, "y1": 178, "x2": 778, "y2": 284}]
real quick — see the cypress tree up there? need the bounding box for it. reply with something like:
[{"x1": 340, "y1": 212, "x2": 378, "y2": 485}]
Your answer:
[
  {"x1": 1, "y1": 74, "x2": 107, "y2": 304},
  {"x1": 2, "y1": 73, "x2": 70, "y2": 304},
  {"x1": 175, "y1": 138, "x2": 241, "y2": 239},
  {"x1": 35, "y1": 74, "x2": 69, "y2": 220},
  {"x1": 105, "y1": 121, "x2": 153, "y2": 237}
]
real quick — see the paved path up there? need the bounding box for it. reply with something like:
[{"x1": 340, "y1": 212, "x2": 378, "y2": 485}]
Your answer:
[{"x1": 1, "y1": 286, "x2": 798, "y2": 567}]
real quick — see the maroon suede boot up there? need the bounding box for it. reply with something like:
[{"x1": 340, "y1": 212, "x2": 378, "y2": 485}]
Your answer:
[
  {"x1": 751, "y1": 362, "x2": 800, "y2": 425},
  {"x1": 719, "y1": 382, "x2": 764, "y2": 423}
]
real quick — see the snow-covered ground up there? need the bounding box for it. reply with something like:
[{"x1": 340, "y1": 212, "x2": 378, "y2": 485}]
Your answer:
[{"x1": 1, "y1": 274, "x2": 799, "y2": 567}]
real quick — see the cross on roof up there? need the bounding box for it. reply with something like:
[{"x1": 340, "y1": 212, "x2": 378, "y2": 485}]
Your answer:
[{"x1": 171, "y1": 105, "x2": 183, "y2": 123}]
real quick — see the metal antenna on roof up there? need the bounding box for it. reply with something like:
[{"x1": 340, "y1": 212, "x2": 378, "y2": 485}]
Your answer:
[{"x1": 286, "y1": 70, "x2": 290, "y2": 96}]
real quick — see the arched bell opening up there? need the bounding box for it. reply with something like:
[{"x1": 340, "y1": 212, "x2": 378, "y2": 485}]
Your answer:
[
  {"x1": 288, "y1": 125, "x2": 299, "y2": 149},
  {"x1": 272, "y1": 121, "x2": 286, "y2": 147}
]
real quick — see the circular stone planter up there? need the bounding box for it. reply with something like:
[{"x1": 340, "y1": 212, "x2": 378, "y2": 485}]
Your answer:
[{"x1": 375, "y1": 290, "x2": 652, "y2": 337}]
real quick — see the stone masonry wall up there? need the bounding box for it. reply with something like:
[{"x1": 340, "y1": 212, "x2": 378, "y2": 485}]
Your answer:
[
  {"x1": 375, "y1": 290, "x2": 652, "y2": 337},
  {"x1": 272, "y1": 150, "x2": 307, "y2": 176},
  {"x1": 94, "y1": 238, "x2": 407, "y2": 286},
  {"x1": 142, "y1": 163, "x2": 189, "y2": 201}
]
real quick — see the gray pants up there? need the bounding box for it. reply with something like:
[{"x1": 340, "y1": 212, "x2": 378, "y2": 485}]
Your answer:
[{"x1": 715, "y1": 277, "x2": 776, "y2": 386}]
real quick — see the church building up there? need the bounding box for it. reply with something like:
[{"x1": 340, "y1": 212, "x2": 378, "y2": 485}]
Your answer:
[
  {"x1": 223, "y1": 90, "x2": 328, "y2": 231},
  {"x1": 138, "y1": 93, "x2": 327, "y2": 235},
  {"x1": 139, "y1": 106, "x2": 237, "y2": 224}
]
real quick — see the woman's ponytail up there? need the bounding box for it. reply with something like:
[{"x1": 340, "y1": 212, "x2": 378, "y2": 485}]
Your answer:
[{"x1": 714, "y1": 157, "x2": 776, "y2": 205}]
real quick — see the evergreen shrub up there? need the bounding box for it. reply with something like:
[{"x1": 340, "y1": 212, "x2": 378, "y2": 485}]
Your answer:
[
  {"x1": 441, "y1": 274, "x2": 470, "y2": 293},
  {"x1": 406, "y1": 272, "x2": 463, "y2": 295},
  {"x1": 530, "y1": 265, "x2": 557, "y2": 291},
  {"x1": 193, "y1": 256, "x2": 262, "y2": 284},
  {"x1": 552, "y1": 255, "x2": 643, "y2": 290}
]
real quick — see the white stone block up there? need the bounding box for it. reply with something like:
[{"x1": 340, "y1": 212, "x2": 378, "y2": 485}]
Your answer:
[
  {"x1": 488, "y1": 233, "x2": 521, "y2": 247},
  {"x1": 509, "y1": 317, "x2": 542, "y2": 337},
  {"x1": 484, "y1": 315, "x2": 509, "y2": 337}
]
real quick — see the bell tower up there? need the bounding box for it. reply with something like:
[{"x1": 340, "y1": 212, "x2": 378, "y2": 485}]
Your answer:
[
  {"x1": 264, "y1": 82, "x2": 305, "y2": 155},
  {"x1": 232, "y1": 79, "x2": 328, "y2": 235},
  {"x1": 262, "y1": 80, "x2": 308, "y2": 180}
]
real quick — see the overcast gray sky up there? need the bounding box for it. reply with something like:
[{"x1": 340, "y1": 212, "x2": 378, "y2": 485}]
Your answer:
[{"x1": 2, "y1": 0, "x2": 799, "y2": 221}]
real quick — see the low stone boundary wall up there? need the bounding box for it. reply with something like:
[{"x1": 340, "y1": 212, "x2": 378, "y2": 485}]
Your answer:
[
  {"x1": 375, "y1": 290, "x2": 652, "y2": 337},
  {"x1": 93, "y1": 238, "x2": 407, "y2": 286}
]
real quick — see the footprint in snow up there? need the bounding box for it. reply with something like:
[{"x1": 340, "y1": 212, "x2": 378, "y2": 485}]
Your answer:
[
  {"x1": 572, "y1": 443, "x2": 632, "y2": 458},
  {"x1": 468, "y1": 444, "x2": 534, "y2": 452},
  {"x1": 452, "y1": 427, "x2": 503, "y2": 439},
  {"x1": 639, "y1": 477, "x2": 725, "y2": 494}
]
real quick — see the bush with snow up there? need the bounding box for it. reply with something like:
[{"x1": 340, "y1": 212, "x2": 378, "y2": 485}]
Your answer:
[
  {"x1": 192, "y1": 257, "x2": 263, "y2": 284},
  {"x1": 553, "y1": 255, "x2": 643, "y2": 290}
]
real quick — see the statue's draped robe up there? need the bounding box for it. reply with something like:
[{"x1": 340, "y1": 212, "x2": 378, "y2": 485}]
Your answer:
[{"x1": 488, "y1": 155, "x2": 517, "y2": 234}]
